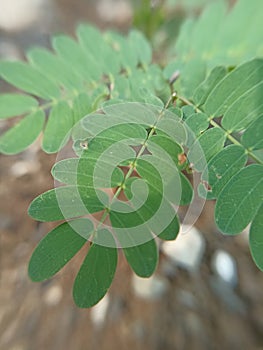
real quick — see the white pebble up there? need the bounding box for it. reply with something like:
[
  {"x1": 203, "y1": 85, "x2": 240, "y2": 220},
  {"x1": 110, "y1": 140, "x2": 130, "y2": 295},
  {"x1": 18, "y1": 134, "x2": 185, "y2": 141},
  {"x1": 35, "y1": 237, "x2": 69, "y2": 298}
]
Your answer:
[
  {"x1": 161, "y1": 225, "x2": 205, "y2": 272},
  {"x1": 132, "y1": 273, "x2": 168, "y2": 300},
  {"x1": 0, "y1": 0, "x2": 50, "y2": 31},
  {"x1": 211, "y1": 249, "x2": 238, "y2": 287},
  {"x1": 90, "y1": 294, "x2": 110, "y2": 328},
  {"x1": 10, "y1": 160, "x2": 40, "y2": 177},
  {"x1": 44, "y1": 285, "x2": 63, "y2": 306}
]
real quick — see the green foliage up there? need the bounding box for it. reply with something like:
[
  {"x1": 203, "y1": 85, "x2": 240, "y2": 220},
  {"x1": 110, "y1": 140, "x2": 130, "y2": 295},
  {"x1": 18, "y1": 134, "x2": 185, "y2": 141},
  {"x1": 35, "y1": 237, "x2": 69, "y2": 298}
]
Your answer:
[{"x1": 1, "y1": 0, "x2": 263, "y2": 307}]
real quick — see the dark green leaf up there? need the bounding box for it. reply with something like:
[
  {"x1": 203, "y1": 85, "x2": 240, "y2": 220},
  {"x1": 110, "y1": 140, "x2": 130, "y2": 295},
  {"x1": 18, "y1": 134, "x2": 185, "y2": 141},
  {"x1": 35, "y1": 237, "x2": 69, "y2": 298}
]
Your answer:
[
  {"x1": 215, "y1": 164, "x2": 263, "y2": 234},
  {"x1": 73, "y1": 229, "x2": 117, "y2": 308},
  {"x1": 249, "y1": 203, "x2": 263, "y2": 271},
  {"x1": 199, "y1": 145, "x2": 248, "y2": 199},
  {"x1": 123, "y1": 238, "x2": 158, "y2": 277},
  {"x1": 158, "y1": 215, "x2": 180, "y2": 241},
  {"x1": 28, "y1": 186, "x2": 105, "y2": 222},
  {"x1": 28, "y1": 219, "x2": 93, "y2": 281},
  {"x1": 241, "y1": 116, "x2": 263, "y2": 150},
  {"x1": 188, "y1": 127, "x2": 226, "y2": 171}
]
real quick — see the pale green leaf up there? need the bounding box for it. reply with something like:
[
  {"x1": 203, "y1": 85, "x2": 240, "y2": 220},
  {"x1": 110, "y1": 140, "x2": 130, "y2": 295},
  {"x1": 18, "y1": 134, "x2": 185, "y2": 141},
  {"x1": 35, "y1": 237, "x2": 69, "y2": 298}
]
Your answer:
[
  {"x1": 0, "y1": 93, "x2": 38, "y2": 119},
  {"x1": 42, "y1": 101, "x2": 73, "y2": 153},
  {"x1": 0, "y1": 61, "x2": 60, "y2": 99},
  {"x1": 27, "y1": 47, "x2": 83, "y2": 91},
  {"x1": 0, "y1": 110, "x2": 45, "y2": 154}
]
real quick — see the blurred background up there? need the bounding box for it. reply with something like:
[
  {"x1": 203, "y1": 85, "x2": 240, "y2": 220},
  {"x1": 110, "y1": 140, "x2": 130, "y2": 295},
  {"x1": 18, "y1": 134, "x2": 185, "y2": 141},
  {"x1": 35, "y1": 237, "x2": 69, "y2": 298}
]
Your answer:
[{"x1": 1, "y1": 1, "x2": 263, "y2": 349}]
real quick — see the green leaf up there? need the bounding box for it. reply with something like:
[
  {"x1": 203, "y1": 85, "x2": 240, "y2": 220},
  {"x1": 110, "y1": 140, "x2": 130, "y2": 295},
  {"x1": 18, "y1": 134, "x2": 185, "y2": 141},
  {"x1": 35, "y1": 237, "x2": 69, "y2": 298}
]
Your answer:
[
  {"x1": 53, "y1": 157, "x2": 124, "y2": 188},
  {"x1": 149, "y1": 134, "x2": 183, "y2": 168},
  {"x1": 52, "y1": 35, "x2": 98, "y2": 82},
  {"x1": 73, "y1": 229, "x2": 117, "y2": 308},
  {"x1": 175, "y1": 0, "x2": 263, "y2": 68},
  {"x1": 123, "y1": 238, "x2": 158, "y2": 277},
  {"x1": 77, "y1": 24, "x2": 112, "y2": 77},
  {"x1": 72, "y1": 93, "x2": 93, "y2": 124},
  {"x1": 215, "y1": 164, "x2": 263, "y2": 234},
  {"x1": 0, "y1": 110, "x2": 45, "y2": 154},
  {"x1": 179, "y1": 173, "x2": 193, "y2": 205},
  {"x1": 249, "y1": 203, "x2": 263, "y2": 271},
  {"x1": 0, "y1": 61, "x2": 60, "y2": 100},
  {"x1": 129, "y1": 30, "x2": 152, "y2": 65},
  {"x1": 204, "y1": 59, "x2": 263, "y2": 131},
  {"x1": 0, "y1": 94, "x2": 38, "y2": 119},
  {"x1": 193, "y1": 66, "x2": 227, "y2": 106},
  {"x1": 178, "y1": 59, "x2": 206, "y2": 98},
  {"x1": 27, "y1": 47, "x2": 83, "y2": 91},
  {"x1": 42, "y1": 101, "x2": 73, "y2": 153},
  {"x1": 51, "y1": 158, "x2": 79, "y2": 185},
  {"x1": 241, "y1": 116, "x2": 263, "y2": 150},
  {"x1": 28, "y1": 186, "x2": 105, "y2": 222},
  {"x1": 28, "y1": 219, "x2": 93, "y2": 281},
  {"x1": 185, "y1": 112, "x2": 209, "y2": 136},
  {"x1": 199, "y1": 145, "x2": 248, "y2": 199},
  {"x1": 158, "y1": 215, "x2": 180, "y2": 241},
  {"x1": 187, "y1": 127, "x2": 226, "y2": 171}
]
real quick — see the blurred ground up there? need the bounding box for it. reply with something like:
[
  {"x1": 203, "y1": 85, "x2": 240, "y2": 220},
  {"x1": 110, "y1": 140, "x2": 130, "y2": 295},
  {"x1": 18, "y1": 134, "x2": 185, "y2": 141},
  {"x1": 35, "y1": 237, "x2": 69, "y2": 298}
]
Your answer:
[{"x1": 0, "y1": 1, "x2": 263, "y2": 350}]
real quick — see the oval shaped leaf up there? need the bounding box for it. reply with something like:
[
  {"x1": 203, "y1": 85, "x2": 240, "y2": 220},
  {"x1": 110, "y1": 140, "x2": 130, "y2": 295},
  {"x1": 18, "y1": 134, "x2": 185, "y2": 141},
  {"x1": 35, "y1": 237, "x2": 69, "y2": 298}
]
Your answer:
[
  {"x1": 0, "y1": 110, "x2": 45, "y2": 154},
  {"x1": 241, "y1": 115, "x2": 263, "y2": 150},
  {"x1": 199, "y1": 145, "x2": 248, "y2": 199},
  {"x1": 42, "y1": 101, "x2": 73, "y2": 153},
  {"x1": 249, "y1": 203, "x2": 263, "y2": 271},
  {"x1": 187, "y1": 127, "x2": 226, "y2": 172},
  {"x1": 123, "y1": 238, "x2": 158, "y2": 277},
  {"x1": 29, "y1": 219, "x2": 93, "y2": 281},
  {"x1": 73, "y1": 229, "x2": 117, "y2": 308},
  {"x1": 0, "y1": 93, "x2": 38, "y2": 119},
  {"x1": 0, "y1": 61, "x2": 60, "y2": 100},
  {"x1": 28, "y1": 186, "x2": 105, "y2": 222},
  {"x1": 215, "y1": 164, "x2": 263, "y2": 234},
  {"x1": 27, "y1": 47, "x2": 83, "y2": 91}
]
